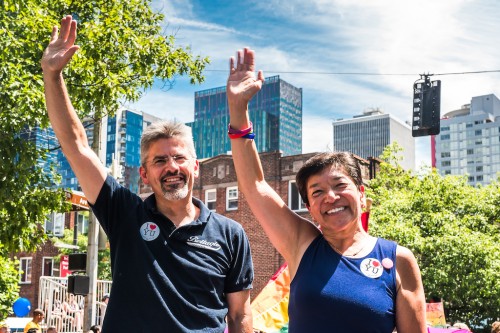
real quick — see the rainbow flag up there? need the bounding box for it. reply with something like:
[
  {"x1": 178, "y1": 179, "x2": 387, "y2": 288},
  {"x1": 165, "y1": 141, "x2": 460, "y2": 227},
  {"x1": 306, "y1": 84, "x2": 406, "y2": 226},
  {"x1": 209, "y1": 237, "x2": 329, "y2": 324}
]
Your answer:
[{"x1": 251, "y1": 263, "x2": 290, "y2": 332}]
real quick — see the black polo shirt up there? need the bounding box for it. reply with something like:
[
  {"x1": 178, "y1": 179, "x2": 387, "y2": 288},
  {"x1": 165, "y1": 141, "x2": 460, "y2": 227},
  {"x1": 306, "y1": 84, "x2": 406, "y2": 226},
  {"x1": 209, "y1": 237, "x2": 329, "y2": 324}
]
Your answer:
[{"x1": 91, "y1": 176, "x2": 253, "y2": 332}]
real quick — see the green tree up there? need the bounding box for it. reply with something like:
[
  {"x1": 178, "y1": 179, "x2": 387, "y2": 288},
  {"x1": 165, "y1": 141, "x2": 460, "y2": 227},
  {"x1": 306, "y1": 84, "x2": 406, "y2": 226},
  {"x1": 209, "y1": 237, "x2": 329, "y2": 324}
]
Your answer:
[
  {"x1": 367, "y1": 143, "x2": 500, "y2": 332},
  {"x1": 53, "y1": 226, "x2": 111, "y2": 281},
  {"x1": 1, "y1": 0, "x2": 208, "y2": 315},
  {"x1": 0, "y1": 257, "x2": 19, "y2": 321}
]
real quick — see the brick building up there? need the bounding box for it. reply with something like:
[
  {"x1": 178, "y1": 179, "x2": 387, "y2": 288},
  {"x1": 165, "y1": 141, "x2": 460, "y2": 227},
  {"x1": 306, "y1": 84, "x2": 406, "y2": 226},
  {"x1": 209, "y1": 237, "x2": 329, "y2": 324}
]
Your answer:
[{"x1": 15, "y1": 211, "x2": 81, "y2": 311}]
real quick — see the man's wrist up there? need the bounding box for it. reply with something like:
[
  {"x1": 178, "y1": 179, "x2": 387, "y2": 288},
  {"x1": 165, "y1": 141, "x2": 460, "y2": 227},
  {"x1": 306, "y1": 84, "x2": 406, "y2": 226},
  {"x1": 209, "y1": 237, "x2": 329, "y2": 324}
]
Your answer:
[{"x1": 42, "y1": 70, "x2": 64, "y2": 82}]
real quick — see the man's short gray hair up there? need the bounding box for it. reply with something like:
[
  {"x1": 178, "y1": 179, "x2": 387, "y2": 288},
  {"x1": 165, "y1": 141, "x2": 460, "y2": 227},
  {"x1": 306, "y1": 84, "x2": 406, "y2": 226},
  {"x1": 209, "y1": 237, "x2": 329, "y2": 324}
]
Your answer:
[{"x1": 140, "y1": 120, "x2": 196, "y2": 166}]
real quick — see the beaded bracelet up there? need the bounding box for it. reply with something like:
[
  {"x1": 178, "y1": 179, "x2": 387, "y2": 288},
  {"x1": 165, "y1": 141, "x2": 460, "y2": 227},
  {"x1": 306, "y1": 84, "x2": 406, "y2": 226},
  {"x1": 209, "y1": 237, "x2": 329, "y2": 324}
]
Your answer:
[{"x1": 228, "y1": 122, "x2": 255, "y2": 140}]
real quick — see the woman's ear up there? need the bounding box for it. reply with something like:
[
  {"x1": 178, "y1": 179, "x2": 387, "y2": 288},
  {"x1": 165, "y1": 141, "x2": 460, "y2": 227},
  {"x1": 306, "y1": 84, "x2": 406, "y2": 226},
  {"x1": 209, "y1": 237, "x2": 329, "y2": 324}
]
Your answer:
[{"x1": 359, "y1": 185, "x2": 366, "y2": 208}]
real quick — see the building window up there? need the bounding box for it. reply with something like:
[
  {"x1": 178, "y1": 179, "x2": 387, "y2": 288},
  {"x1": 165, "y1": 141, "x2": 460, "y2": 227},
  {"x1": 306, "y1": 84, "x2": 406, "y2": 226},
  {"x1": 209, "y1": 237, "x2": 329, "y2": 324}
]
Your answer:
[
  {"x1": 444, "y1": 170, "x2": 451, "y2": 175},
  {"x1": 226, "y1": 187, "x2": 238, "y2": 211},
  {"x1": 42, "y1": 257, "x2": 54, "y2": 277},
  {"x1": 77, "y1": 212, "x2": 89, "y2": 235},
  {"x1": 441, "y1": 161, "x2": 451, "y2": 167},
  {"x1": 467, "y1": 149, "x2": 474, "y2": 155},
  {"x1": 475, "y1": 130, "x2": 482, "y2": 136},
  {"x1": 19, "y1": 257, "x2": 32, "y2": 283},
  {"x1": 45, "y1": 212, "x2": 65, "y2": 237},
  {"x1": 205, "y1": 189, "x2": 216, "y2": 211},
  {"x1": 476, "y1": 166, "x2": 483, "y2": 172},
  {"x1": 440, "y1": 126, "x2": 450, "y2": 131},
  {"x1": 441, "y1": 152, "x2": 450, "y2": 158},
  {"x1": 289, "y1": 181, "x2": 307, "y2": 211},
  {"x1": 476, "y1": 175, "x2": 483, "y2": 181},
  {"x1": 440, "y1": 134, "x2": 450, "y2": 140},
  {"x1": 466, "y1": 123, "x2": 473, "y2": 128},
  {"x1": 468, "y1": 176, "x2": 474, "y2": 182}
]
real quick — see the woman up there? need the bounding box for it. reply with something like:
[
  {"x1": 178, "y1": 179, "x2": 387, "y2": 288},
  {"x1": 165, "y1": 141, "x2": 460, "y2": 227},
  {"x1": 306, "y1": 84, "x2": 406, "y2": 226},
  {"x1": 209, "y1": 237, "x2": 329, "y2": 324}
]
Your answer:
[{"x1": 227, "y1": 47, "x2": 427, "y2": 333}]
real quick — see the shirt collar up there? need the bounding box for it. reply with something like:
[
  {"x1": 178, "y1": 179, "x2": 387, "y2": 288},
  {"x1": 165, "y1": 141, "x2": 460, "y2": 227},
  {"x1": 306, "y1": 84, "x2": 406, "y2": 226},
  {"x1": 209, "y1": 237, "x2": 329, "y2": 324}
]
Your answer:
[{"x1": 144, "y1": 194, "x2": 211, "y2": 225}]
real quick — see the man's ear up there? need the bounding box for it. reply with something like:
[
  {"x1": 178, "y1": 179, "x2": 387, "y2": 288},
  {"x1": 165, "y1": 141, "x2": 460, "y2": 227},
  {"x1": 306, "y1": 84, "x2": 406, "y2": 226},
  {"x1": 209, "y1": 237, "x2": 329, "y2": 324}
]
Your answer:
[
  {"x1": 193, "y1": 159, "x2": 200, "y2": 178},
  {"x1": 139, "y1": 166, "x2": 149, "y2": 185}
]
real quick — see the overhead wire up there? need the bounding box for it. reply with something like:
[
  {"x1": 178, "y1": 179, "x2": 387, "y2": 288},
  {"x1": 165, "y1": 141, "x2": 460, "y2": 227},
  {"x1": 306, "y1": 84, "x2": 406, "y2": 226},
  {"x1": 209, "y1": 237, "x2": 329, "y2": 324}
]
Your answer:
[{"x1": 205, "y1": 69, "x2": 500, "y2": 76}]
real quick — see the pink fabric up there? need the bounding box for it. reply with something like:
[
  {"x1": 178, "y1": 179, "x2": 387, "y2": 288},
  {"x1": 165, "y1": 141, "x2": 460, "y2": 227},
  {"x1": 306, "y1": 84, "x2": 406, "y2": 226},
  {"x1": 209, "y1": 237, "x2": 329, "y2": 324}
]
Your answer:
[{"x1": 428, "y1": 328, "x2": 471, "y2": 333}]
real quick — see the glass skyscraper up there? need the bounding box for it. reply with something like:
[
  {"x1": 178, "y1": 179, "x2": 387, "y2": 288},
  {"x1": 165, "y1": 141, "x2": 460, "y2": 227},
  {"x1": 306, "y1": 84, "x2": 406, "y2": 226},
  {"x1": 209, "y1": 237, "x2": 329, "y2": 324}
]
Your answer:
[
  {"x1": 187, "y1": 75, "x2": 303, "y2": 158},
  {"x1": 432, "y1": 94, "x2": 500, "y2": 185},
  {"x1": 20, "y1": 125, "x2": 61, "y2": 186},
  {"x1": 30, "y1": 109, "x2": 159, "y2": 193},
  {"x1": 332, "y1": 108, "x2": 415, "y2": 170}
]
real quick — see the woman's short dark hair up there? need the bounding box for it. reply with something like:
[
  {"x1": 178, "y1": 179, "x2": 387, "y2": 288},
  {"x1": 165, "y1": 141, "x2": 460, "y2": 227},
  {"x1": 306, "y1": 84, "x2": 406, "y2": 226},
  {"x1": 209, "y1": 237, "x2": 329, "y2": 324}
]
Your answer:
[{"x1": 296, "y1": 152, "x2": 363, "y2": 206}]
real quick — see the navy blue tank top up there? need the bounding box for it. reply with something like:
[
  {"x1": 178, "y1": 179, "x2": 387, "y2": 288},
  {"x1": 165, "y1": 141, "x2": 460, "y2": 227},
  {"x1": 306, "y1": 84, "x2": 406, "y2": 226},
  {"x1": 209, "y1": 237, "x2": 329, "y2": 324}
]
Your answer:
[{"x1": 289, "y1": 235, "x2": 397, "y2": 333}]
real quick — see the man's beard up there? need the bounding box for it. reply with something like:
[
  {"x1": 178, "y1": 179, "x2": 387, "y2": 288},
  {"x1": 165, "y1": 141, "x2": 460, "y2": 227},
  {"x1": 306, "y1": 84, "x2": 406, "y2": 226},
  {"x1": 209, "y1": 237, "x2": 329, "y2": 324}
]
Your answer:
[{"x1": 161, "y1": 176, "x2": 189, "y2": 201}]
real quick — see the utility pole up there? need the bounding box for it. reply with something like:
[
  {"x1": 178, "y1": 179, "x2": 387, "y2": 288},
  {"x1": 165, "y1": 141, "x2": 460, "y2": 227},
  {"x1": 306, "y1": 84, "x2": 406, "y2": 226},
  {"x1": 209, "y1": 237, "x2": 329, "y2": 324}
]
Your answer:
[{"x1": 83, "y1": 117, "x2": 101, "y2": 331}]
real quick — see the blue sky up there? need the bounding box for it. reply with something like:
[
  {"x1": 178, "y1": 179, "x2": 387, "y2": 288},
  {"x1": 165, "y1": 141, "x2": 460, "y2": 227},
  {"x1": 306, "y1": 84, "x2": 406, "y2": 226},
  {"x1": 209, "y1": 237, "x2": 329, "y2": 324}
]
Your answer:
[{"x1": 129, "y1": 0, "x2": 500, "y2": 167}]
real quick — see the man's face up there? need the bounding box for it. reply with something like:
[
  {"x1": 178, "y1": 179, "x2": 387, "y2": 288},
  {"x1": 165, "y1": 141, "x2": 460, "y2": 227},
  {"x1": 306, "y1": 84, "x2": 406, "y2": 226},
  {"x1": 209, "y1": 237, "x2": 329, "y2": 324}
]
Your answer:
[
  {"x1": 34, "y1": 313, "x2": 44, "y2": 324},
  {"x1": 140, "y1": 137, "x2": 199, "y2": 201}
]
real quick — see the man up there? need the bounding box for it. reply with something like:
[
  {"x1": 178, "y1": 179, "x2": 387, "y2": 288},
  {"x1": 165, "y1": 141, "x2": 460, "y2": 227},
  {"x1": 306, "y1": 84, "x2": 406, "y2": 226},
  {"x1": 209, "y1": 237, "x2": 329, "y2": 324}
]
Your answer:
[
  {"x1": 46, "y1": 327, "x2": 58, "y2": 333},
  {"x1": 41, "y1": 15, "x2": 253, "y2": 332},
  {"x1": 23, "y1": 309, "x2": 44, "y2": 333}
]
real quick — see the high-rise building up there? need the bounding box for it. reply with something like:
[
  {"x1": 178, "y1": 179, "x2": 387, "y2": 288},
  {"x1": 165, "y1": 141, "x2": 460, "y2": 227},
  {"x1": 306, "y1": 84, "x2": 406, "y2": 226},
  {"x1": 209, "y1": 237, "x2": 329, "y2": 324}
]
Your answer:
[
  {"x1": 432, "y1": 94, "x2": 500, "y2": 185},
  {"x1": 29, "y1": 109, "x2": 160, "y2": 193},
  {"x1": 105, "y1": 109, "x2": 161, "y2": 193},
  {"x1": 332, "y1": 108, "x2": 415, "y2": 170},
  {"x1": 187, "y1": 75, "x2": 303, "y2": 159},
  {"x1": 20, "y1": 125, "x2": 60, "y2": 185}
]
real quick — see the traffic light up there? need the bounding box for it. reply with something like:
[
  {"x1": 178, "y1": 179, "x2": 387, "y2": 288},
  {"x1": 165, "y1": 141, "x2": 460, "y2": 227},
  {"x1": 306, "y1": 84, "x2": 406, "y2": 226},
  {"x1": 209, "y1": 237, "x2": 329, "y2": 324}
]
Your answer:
[{"x1": 412, "y1": 76, "x2": 441, "y2": 137}]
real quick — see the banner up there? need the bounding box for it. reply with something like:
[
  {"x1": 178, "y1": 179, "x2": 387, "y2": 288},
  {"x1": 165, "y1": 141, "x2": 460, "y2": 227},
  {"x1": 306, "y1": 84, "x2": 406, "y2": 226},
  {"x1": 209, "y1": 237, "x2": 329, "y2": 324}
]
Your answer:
[
  {"x1": 251, "y1": 263, "x2": 290, "y2": 333},
  {"x1": 426, "y1": 302, "x2": 447, "y2": 327}
]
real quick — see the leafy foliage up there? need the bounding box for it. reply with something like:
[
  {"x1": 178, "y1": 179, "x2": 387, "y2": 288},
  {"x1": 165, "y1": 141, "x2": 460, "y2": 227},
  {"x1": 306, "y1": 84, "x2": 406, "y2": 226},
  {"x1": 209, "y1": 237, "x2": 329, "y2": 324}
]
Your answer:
[
  {"x1": 367, "y1": 143, "x2": 500, "y2": 332},
  {"x1": 52, "y1": 227, "x2": 111, "y2": 281},
  {"x1": 0, "y1": 257, "x2": 19, "y2": 320},
  {"x1": 1, "y1": 0, "x2": 208, "y2": 313}
]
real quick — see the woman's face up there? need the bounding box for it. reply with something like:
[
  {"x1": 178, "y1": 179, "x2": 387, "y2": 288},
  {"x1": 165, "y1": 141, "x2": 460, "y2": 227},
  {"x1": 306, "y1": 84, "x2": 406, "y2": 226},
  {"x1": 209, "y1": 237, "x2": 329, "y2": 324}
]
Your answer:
[{"x1": 305, "y1": 165, "x2": 365, "y2": 233}]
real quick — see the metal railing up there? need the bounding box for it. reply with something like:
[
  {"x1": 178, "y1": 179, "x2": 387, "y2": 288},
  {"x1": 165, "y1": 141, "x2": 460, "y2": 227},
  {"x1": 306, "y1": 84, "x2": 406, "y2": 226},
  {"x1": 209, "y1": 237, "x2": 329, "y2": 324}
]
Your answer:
[{"x1": 39, "y1": 277, "x2": 111, "y2": 333}]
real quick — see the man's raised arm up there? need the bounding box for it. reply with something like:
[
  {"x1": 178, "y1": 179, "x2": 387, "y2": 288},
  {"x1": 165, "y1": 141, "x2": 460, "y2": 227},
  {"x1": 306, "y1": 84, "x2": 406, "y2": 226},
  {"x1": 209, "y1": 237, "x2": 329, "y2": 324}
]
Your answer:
[{"x1": 41, "y1": 15, "x2": 107, "y2": 204}]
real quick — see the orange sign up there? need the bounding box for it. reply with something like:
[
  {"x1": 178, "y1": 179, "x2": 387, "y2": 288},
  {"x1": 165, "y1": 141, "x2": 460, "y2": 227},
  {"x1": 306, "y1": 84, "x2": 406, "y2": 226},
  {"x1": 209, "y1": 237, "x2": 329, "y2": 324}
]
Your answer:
[{"x1": 65, "y1": 191, "x2": 89, "y2": 210}]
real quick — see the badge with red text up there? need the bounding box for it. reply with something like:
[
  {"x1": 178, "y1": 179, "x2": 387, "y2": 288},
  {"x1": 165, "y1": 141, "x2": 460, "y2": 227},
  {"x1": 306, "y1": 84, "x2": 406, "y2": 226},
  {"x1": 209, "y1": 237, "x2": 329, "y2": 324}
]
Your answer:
[
  {"x1": 140, "y1": 222, "x2": 160, "y2": 241},
  {"x1": 360, "y1": 258, "x2": 383, "y2": 278}
]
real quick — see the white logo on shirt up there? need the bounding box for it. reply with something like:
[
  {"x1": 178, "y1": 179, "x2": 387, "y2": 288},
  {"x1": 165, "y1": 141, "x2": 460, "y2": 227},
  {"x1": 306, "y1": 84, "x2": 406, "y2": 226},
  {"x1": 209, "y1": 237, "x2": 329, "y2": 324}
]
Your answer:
[
  {"x1": 140, "y1": 222, "x2": 160, "y2": 241},
  {"x1": 186, "y1": 236, "x2": 221, "y2": 251},
  {"x1": 360, "y1": 258, "x2": 383, "y2": 278}
]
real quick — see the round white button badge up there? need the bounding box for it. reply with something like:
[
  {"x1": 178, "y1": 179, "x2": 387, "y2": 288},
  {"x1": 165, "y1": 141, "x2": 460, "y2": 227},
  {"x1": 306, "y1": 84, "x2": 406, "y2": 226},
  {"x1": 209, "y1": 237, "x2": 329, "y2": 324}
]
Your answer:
[
  {"x1": 360, "y1": 258, "x2": 384, "y2": 278},
  {"x1": 140, "y1": 222, "x2": 160, "y2": 241}
]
